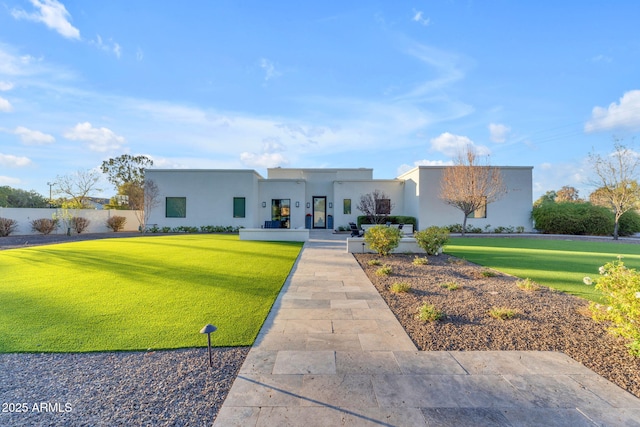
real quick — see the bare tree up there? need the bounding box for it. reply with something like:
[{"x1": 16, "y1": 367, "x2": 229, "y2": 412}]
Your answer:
[
  {"x1": 54, "y1": 169, "x2": 103, "y2": 208},
  {"x1": 133, "y1": 179, "x2": 161, "y2": 232},
  {"x1": 439, "y1": 147, "x2": 507, "y2": 236},
  {"x1": 588, "y1": 142, "x2": 640, "y2": 240},
  {"x1": 356, "y1": 189, "x2": 395, "y2": 224}
]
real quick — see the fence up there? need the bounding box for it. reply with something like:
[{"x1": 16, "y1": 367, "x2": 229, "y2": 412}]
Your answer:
[{"x1": 0, "y1": 208, "x2": 142, "y2": 236}]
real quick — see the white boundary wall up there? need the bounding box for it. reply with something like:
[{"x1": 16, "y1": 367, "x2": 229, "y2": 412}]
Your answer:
[{"x1": 0, "y1": 208, "x2": 142, "y2": 236}]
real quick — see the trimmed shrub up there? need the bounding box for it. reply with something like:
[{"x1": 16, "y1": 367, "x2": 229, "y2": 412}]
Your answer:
[
  {"x1": 31, "y1": 218, "x2": 58, "y2": 235},
  {"x1": 0, "y1": 217, "x2": 18, "y2": 237},
  {"x1": 532, "y1": 202, "x2": 614, "y2": 235},
  {"x1": 446, "y1": 224, "x2": 483, "y2": 234},
  {"x1": 71, "y1": 217, "x2": 90, "y2": 234},
  {"x1": 414, "y1": 226, "x2": 449, "y2": 255},
  {"x1": 357, "y1": 215, "x2": 417, "y2": 229},
  {"x1": 619, "y1": 210, "x2": 640, "y2": 237},
  {"x1": 106, "y1": 215, "x2": 127, "y2": 232},
  {"x1": 364, "y1": 225, "x2": 402, "y2": 256}
]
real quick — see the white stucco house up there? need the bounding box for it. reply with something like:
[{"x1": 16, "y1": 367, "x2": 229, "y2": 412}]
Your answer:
[{"x1": 145, "y1": 166, "x2": 533, "y2": 232}]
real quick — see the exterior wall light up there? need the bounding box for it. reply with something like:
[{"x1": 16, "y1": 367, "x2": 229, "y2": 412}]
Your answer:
[
  {"x1": 262, "y1": 202, "x2": 266, "y2": 208},
  {"x1": 306, "y1": 202, "x2": 310, "y2": 208},
  {"x1": 329, "y1": 202, "x2": 333, "y2": 208},
  {"x1": 295, "y1": 201, "x2": 300, "y2": 207}
]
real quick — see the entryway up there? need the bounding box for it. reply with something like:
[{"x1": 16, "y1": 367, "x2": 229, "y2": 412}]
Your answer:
[{"x1": 312, "y1": 196, "x2": 326, "y2": 229}]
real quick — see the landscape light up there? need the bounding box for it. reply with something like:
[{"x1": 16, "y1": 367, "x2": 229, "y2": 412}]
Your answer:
[{"x1": 199, "y1": 324, "x2": 217, "y2": 367}]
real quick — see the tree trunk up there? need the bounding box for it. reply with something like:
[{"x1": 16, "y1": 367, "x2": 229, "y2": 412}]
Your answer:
[
  {"x1": 613, "y1": 219, "x2": 620, "y2": 240},
  {"x1": 461, "y1": 214, "x2": 468, "y2": 237}
]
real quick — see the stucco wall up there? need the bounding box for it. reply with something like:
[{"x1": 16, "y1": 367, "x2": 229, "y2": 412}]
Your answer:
[
  {"x1": 146, "y1": 169, "x2": 261, "y2": 229},
  {"x1": 332, "y1": 180, "x2": 405, "y2": 229}
]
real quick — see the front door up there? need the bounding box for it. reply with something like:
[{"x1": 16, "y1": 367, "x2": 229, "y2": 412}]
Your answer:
[{"x1": 312, "y1": 196, "x2": 326, "y2": 229}]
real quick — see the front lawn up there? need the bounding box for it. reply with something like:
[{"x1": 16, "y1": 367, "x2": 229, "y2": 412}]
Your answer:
[
  {"x1": 0, "y1": 235, "x2": 302, "y2": 353},
  {"x1": 444, "y1": 237, "x2": 640, "y2": 303}
]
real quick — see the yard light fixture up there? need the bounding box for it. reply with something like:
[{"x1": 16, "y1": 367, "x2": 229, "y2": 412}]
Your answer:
[{"x1": 200, "y1": 324, "x2": 217, "y2": 367}]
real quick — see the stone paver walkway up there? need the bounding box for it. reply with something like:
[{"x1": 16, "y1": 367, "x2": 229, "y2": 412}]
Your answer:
[{"x1": 214, "y1": 232, "x2": 640, "y2": 426}]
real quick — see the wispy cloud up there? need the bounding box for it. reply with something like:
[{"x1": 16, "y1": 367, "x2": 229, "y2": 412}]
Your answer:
[
  {"x1": 584, "y1": 90, "x2": 640, "y2": 132},
  {"x1": 63, "y1": 122, "x2": 126, "y2": 152},
  {"x1": 0, "y1": 81, "x2": 14, "y2": 91},
  {"x1": 259, "y1": 58, "x2": 281, "y2": 81},
  {"x1": 90, "y1": 35, "x2": 122, "y2": 58},
  {"x1": 412, "y1": 10, "x2": 430, "y2": 26},
  {"x1": 430, "y1": 132, "x2": 490, "y2": 157},
  {"x1": 592, "y1": 54, "x2": 612, "y2": 63},
  {"x1": 15, "y1": 126, "x2": 55, "y2": 145},
  {"x1": 11, "y1": 0, "x2": 80, "y2": 40},
  {"x1": 397, "y1": 159, "x2": 453, "y2": 175},
  {"x1": 489, "y1": 123, "x2": 510, "y2": 143}
]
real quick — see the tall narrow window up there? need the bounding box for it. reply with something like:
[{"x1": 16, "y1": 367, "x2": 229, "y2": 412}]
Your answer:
[
  {"x1": 233, "y1": 197, "x2": 246, "y2": 218},
  {"x1": 343, "y1": 199, "x2": 351, "y2": 215},
  {"x1": 166, "y1": 197, "x2": 186, "y2": 218},
  {"x1": 467, "y1": 198, "x2": 487, "y2": 218}
]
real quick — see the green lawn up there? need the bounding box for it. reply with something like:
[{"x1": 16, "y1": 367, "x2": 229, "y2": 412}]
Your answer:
[
  {"x1": 0, "y1": 235, "x2": 302, "y2": 353},
  {"x1": 445, "y1": 237, "x2": 640, "y2": 303}
]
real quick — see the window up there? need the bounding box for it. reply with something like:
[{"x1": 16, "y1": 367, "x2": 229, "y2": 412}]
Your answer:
[
  {"x1": 233, "y1": 197, "x2": 246, "y2": 218},
  {"x1": 343, "y1": 199, "x2": 351, "y2": 215},
  {"x1": 467, "y1": 198, "x2": 487, "y2": 218},
  {"x1": 166, "y1": 197, "x2": 186, "y2": 218},
  {"x1": 376, "y1": 199, "x2": 391, "y2": 215},
  {"x1": 271, "y1": 199, "x2": 291, "y2": 228}
]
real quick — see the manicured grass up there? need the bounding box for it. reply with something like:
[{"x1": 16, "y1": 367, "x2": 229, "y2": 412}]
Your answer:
[
  {"x1": 0, "y1": 235, "x2": 302, "y2": 353},
  {"x1": 445, "y1": 237, "x2": 640, "y2": 303}
]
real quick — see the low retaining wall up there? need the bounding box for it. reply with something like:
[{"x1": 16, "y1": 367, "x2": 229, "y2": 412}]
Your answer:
[
  {"x1": 361, "y1": 224, "x2": 414, "y2": 235},
  {"x1": 0, "y1": 207, "x2": 141, "y2": 236},
  {"x1": 239, "y1": 228, "x2": 309, "y2": 242},
  {"x1": 346, "y1": 237, "x2": 428, "y2": 254}
]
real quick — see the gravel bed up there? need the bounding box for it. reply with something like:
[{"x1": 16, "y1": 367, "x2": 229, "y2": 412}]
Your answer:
[
  {"x1": 355, "y1": 252, "x2": 640, "y2": 398},
  {"x1": 0, "y1": 347, "x2": 249, "y2": 426}
]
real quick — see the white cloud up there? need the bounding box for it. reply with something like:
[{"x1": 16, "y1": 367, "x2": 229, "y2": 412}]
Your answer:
[
  {"x1": 585, "y1": 90, "x2": 640, "y2": 132},
  {"x1": 540, "y1": 162, "x2": 552, "y2": 170},
  {"x1": 240, "y1": 152, "x2": 288, "y2": 168},
  {"x1": 430, "y1": 132, "x2": 491, "y2": 157},
  {"x1": 0, "y1": 153, "x2": 31, "y2": 167},
  {"x1": 412, "y1": 10, "x2": 430, "y2": 26},
  {"x1": 12, "y1": 0, "x2": 80, "y2": 40},
  {"x1": 90, "y1": 35, "x2": 122, "y2": 58},
  {"x1": 592, "y1": 54, "x2": 612, "y2": 63},
  {"x1": 63, "y1": 122, "x2": 126, "y2": 152},
  {"x1": 14, "y1": 126, "x2": 55, "y2": 145},
  {"x1": 0, "y1": 82, "x2": 14, "y2": 91},
  {"x1": 136, "y1": 48, "x2": 144, "y2": 62},
  {"x1": 259, "y1": 58, "x2": 281, "y2": 81},
  {"x1": 488, "y1": 123, "x2": 510, "y2": 143},
  {"x1": 397, "y1": 159, "x2": 453, "y2": 175},
  {"x1": 0, "y1": 175, "x2": 22, "y2": 185},
  {"x1": 0, "y1": 96, "x2": 13, "y2": 112}
]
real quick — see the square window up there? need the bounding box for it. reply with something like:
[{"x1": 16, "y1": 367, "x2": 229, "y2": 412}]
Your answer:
[
  {"x1": 166, "y1": 197, "x2": 186, "y2": 218},
  {"x1": 233, "y1": 197, "x2": 246, "y2": 218},
  {"x1": 376, "y1": 199, "x2": 391, "y2": 215}
]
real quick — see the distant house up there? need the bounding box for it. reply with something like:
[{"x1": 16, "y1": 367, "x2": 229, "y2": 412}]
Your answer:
[{"x1": 145, "y1": 166, "x2": 533, "y2": 231}]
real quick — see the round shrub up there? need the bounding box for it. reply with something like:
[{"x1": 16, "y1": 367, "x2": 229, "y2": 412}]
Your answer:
[
  {"x1": 414, "y1": 226, "x2": 450, "y2": 255},
  {"x1": 364, "y1": 225, "x2": 402, "y2": 256}
]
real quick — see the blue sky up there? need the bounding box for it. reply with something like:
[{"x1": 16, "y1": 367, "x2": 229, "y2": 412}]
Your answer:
[{"x1": 1, "y1": 1, "x2": 639, "y2": 200}]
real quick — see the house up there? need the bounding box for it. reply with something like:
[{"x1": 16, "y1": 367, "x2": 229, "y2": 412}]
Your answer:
[{"x1": 145, "y1": 166, "x2": 533, "y2": 231}]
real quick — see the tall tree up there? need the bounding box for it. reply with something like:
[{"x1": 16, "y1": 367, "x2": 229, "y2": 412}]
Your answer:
[
  {"x1": 533, "y1": 190, "x2": 557, "y2": 207},
  {"x1": 53, "y1": 169, "x2": 103, "y2": 208},
  {"x1": 101, "y1": 154, "x2": 153, "y2": 189},
  {"x1": 439, "y1": 147, "x2": 507, "y2": 236},
  {"x1": 588, "y1": 142, "x2": 640, "y2": 239},
  {"x1": 0, "y1": 186, "x2": 48, "y2": 208},
  {"x1": 555, "y1": 186, "x2": 582, "y2": 203},
  {"x1": 133, "y1": 179, "x2": 161, "y2": 232}
]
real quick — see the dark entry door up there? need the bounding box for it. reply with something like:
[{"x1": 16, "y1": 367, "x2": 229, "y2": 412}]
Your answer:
[{"x1": 312, "y1": 196, "x2": 326, "y2": 228}]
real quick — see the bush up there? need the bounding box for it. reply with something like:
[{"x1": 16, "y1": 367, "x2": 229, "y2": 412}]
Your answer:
[
  {"x1": 590, "y1": 259, "x2": 640, "y2": 356},
  {"x1": 417, "y1": 303, "x2": 444, "y2": 322},
  {"x1": 364, "y1": 225, "x2": 402, "y2": 256},
  {"x1": 71, "y1": 217, "x2": 90, "y2": 234},
  {"x1": 375, "y1": 265, "x2": 393, "y2": 276},
  {"x1": 619, "y1": 210, "x2": 640, "y2": 236},
  {"x1": 446, "y1": 224, "x2": 483, "y2": 234},
  {"x1": 106, "y1": 215, "x2": 127, "y2": 232},
  {"x1": 31, "y1": 218, "x2": 58, "y2": 235},
  {"x1": 412, "y1": 256, "x2": 428, "y2": 265},
  {"x1": 0, "y1": 217, "x2": 18, "y2": 237},
  {"x1": 414, "y1": 226, "x2": 449, "y2": 255},
  {"x1": 357, "y1": 215, "x2": 417, "y2": 229},
  {"x1": 390, "y1": 282, "x2": 411, "y2": 293},
  {"x1": 532, "y1": 202, "x2": 614, "y2": 235},
  {"x1": 489, "y1": 307, "x2": 519, "y2": 320}
]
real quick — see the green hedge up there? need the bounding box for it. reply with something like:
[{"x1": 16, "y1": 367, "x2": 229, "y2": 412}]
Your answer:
[
  {"x1": 357, "y1": 215, "x2": 417, "y2": 229},
  {"x1": 532, "y1": 202, "x2": 640, "y2": 236}
]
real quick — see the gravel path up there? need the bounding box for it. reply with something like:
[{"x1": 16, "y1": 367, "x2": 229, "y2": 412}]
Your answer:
[{"x1": 354, "y1": 252, "x2": 640, "y2": 399}]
